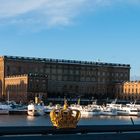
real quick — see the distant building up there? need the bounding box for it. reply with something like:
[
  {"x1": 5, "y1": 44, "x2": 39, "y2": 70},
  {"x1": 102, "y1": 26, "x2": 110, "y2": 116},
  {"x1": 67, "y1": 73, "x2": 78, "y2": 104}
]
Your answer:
[
  {"x1": 115, "y1": 81, "x2": 140, "y2": 100},
  {"x1": 0, "y1": 55, "x2": 130, "y2": 103},
  {"x1": 5, "y1": 74, "x2": 48, "y2": 103}
]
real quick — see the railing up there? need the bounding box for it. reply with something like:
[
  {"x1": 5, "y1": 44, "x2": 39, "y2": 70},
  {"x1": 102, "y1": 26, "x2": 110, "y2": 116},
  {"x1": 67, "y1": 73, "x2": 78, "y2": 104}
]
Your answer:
[{"x1": 0, "y1": 125, "x2": 140, "y2": 140}]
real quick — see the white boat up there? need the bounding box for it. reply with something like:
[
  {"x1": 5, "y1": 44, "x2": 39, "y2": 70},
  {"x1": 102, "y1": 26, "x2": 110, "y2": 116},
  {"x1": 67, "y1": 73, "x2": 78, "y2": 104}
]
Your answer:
[
  {"x1": 106, "y1": 102, "x2": 140, "y2": 116},
  {"x1": 27, "y1": 103, "x2": 45, "y2": 116},
  {"x1": 44, "y1": 104, "x2": 61, "y2": 114},
  {"x1": 70, "y1": 104, "x2": 101, "y2": 117},
  {"x1": 0, "y1": 109, "x2": 9, "y2": 115},
  {"x1": 116, "y1": 106, "x2": 140, "y2": 116},
  {"x1": 100, "y1": 107, "x2": 118, "y2": 116},
  {"x1": 0, "y1": 103, "x2": 12, "y2": 115},
  {"x1": 80, "y1": 108, "x2": 101, "y2": 117},
  {"x1": 126, "y1": 102, "x2": 140, "y2": 110}
]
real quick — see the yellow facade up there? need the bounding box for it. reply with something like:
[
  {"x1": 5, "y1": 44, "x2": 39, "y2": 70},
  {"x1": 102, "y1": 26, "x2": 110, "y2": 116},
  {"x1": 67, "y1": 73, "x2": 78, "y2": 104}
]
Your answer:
[{"x1": 116, "y1": 81, "x2": 140, "y2": 100}]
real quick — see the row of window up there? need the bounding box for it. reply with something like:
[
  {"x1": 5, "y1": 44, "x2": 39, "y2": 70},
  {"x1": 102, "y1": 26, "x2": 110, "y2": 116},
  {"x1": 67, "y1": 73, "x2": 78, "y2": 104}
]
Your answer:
[
  {"x1": 124, "y1": 88, "x2": 140, "y2": 93},
  {"x1": 47, "y1": 74, "x2": 128, "y2": 82},
  {"x1": 62, "y1": 85, "x2": 108, "y2": 94},
  {"x1": 116, "y1": 88, "x2": 140, "y2": 94},
  {"x1": 6, "y1": 65, "x2": 129, "y2": 78}
]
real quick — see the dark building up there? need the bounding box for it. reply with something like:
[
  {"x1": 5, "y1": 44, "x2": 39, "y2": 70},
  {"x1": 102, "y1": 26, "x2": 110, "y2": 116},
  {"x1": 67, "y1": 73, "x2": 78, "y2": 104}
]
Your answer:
[{"x1": 0, "y1": 55, "x2": 130, "y2": 103}]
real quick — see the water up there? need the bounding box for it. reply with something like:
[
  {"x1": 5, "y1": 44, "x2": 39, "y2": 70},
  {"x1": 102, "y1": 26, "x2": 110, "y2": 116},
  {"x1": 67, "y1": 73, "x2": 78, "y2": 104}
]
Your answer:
[
  {"x1": 79, "y1": 116, "x2": 140, "y2": 125},
  {"x1": 0, "y1": 115, "x2": 140, "y2": 126}
]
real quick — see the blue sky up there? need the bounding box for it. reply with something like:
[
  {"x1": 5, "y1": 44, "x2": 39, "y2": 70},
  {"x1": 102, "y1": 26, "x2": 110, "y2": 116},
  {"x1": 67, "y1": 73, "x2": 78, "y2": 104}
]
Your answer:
[{"x1": 0, "y1": 0, "x2": 140, "y2": 78}]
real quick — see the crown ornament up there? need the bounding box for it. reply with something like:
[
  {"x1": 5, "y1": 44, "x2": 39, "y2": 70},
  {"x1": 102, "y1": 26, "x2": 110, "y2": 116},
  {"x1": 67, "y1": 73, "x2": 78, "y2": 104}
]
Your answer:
[{"x1": 50, "y1": 100, "x2": 81, "y2": 129}]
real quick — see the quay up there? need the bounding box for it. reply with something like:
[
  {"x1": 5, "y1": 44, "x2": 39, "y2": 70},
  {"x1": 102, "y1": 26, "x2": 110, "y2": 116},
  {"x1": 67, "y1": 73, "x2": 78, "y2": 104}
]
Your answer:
[
  {"x1": 0, "y1": 125, "x2": 140, "y2": 140},
  {"x1": 9, "y1": 110, "x2": 27, "y2": 115}
]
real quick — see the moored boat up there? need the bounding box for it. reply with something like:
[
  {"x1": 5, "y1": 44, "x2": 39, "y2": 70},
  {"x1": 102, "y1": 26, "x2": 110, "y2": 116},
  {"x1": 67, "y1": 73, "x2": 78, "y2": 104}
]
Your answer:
[
  {"x1": 0, "y1": 103, "x2": 13, "y2": 115},
  {"x1": 100, "y1": 107, "x2": 118, "y2": 116},
  {"x1": 27, "y1": 102, "x2": 45, "y2": 116}
]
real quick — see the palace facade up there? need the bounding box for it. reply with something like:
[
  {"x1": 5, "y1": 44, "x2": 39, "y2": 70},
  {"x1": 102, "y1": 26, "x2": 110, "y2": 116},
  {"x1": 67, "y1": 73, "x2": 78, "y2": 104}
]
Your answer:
[
  {"x1": 5, "y1": 74, "x2": 48, "y2": 103},
  {"x1": 115, "y1": 81, "x2": 140, "y2": 100},
  {"x1": 0, "y1": 55, "x2": 130, "y2": 103}
]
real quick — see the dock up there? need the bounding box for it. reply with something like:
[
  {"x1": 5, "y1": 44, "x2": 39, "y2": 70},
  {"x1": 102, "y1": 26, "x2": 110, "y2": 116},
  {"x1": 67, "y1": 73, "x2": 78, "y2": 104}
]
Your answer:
[{"x1": 9, "y1": 109, "x2": 27, "y2": 115}]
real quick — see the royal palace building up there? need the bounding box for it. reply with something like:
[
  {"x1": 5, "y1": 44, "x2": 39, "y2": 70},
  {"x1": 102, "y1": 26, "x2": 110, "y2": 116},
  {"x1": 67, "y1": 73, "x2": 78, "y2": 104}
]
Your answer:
[
  {"x1": 115, "y1": 81, "x2": 140, "y2": 101},
  {"x1": 0, "y1": 55, "x2": 130, "y2": 103}
]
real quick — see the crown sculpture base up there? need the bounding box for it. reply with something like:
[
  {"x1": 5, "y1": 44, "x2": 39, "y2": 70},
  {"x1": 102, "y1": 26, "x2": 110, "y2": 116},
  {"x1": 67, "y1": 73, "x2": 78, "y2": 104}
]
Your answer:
[{"x1": 50, "y1": 101, "x2": 81, "y2": 129}]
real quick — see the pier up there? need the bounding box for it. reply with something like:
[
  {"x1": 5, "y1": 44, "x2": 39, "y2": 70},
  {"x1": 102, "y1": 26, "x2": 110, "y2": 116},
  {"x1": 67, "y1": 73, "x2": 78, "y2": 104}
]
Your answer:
[{"x1": 1, "y1": 125, "x2": 140, "y2": 140}]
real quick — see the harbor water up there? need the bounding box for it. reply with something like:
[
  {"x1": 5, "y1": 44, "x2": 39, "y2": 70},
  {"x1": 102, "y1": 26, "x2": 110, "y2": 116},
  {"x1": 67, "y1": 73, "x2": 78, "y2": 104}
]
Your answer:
[{"x1": 0, "y1": 115, "x2": 140, "y2": 126}]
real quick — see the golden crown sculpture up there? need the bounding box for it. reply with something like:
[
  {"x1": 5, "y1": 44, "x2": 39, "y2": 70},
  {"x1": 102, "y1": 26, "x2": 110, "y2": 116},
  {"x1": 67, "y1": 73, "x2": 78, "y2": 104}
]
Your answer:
[{"x1": 50, "y1": 100, "x2": 81, "y2": 129}]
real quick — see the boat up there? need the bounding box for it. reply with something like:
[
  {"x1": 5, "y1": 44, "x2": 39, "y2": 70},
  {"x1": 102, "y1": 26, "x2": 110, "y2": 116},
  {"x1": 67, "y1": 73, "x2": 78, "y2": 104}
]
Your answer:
[
  {"x1": 27, "y1": 102, "x2": 45, "y2": 116},
  {"x1": 0, "y1": 103, "x2": 12, "y2": 115},
  {"x1": 0, "y1": 108, "x2": 9, "y2": 115},
  {"x1": 44, "y1": 104, "x2": 61, "y2": 114},
  {"x1": 70, "y1": 104, "x2": 101, "y2": 117},
  {"x1": 80, "y1": 108, "x2": 101, "y2": 117},
  {"x1": 106, "y1": 101, "x2": 140, "y2": 116},
  {"x1": 116, "y1": 106, "x2": 140, "y2": 116},
  {"x1": 100, "y1": 106, "x2": 118, "y2": 116}
]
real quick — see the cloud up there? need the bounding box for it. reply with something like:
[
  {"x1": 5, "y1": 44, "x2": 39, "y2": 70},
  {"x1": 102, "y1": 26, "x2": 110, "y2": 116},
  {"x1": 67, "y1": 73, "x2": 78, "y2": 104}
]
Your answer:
[
  {"x1": 0, "y1": 0, "x2": 90, "y2": 27},
  {"x1": 0, "y1": 0, "x2": 139, "y2": 28}
]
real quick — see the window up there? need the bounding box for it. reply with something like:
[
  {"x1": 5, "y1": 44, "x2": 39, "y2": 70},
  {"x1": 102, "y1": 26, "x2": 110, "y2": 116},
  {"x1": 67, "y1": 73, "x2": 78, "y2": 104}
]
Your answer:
[
  {"x1": 58, "y1": 75, "x2": 62, "y2": 81},
  {"x1": 57, "y1": 69, "x2": 62, "y2": 74},
  {"x1": 7, "y1": 65, "x2": 10, "y2": 74},
  {"x1": 45, "y1": 68, "x2": 50, "y2": 73},
  {"x1": 136, "y1": 88, "x2": 138, "y2": 93},
  {"x1": 18, "y1": 66, "x2": 22, "y2": 73}
]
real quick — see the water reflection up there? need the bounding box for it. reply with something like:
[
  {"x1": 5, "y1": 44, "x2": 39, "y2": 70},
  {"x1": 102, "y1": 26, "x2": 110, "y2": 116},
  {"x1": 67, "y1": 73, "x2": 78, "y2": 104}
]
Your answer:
[
  {"x1": 26, "y1": 115, "x2": 36, "y2": 121},
  {"x1": 0, "y1": 115, "x2": 140, "y2": 126},
  {"x1": 79, "y1": 115, "x2": 140, "y2": 125}
]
